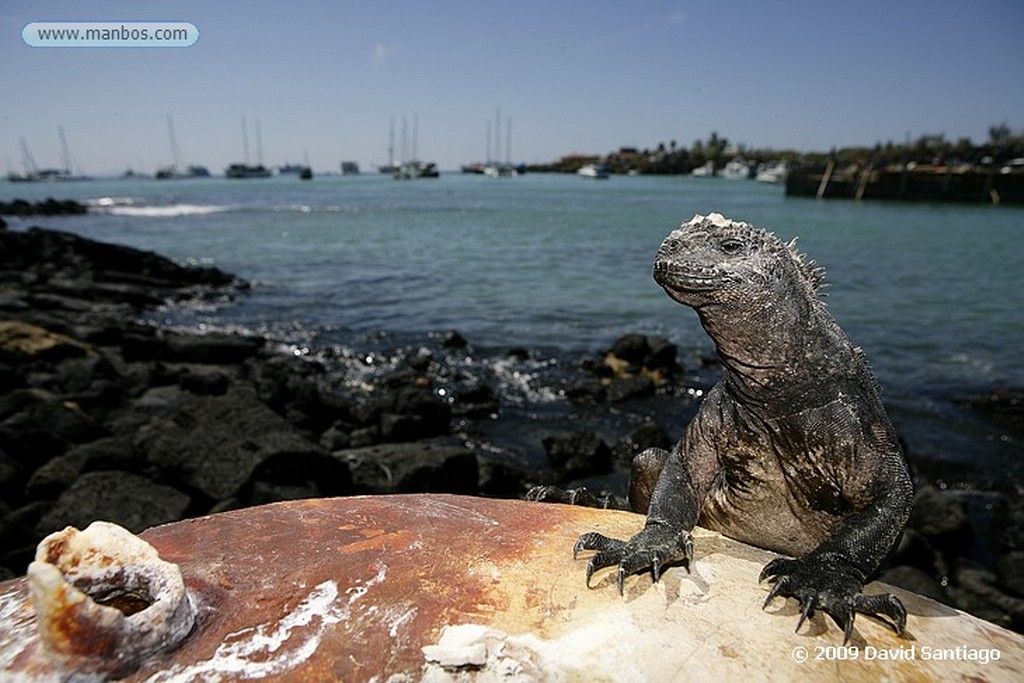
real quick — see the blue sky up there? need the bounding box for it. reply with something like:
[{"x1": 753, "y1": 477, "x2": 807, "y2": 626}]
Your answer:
[{"x1": 2, "y1": 1, "x2": 1022, "y2": 174}]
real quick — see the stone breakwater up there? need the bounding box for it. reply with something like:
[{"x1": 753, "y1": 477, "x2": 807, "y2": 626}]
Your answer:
[{"x1": 0, "y1": 218, "x2": 1021, "y2": 633}]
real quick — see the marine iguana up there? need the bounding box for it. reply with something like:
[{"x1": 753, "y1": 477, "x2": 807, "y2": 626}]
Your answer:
[{"x1": 553, "y1": 213, "x2": 914, "y2": 642}]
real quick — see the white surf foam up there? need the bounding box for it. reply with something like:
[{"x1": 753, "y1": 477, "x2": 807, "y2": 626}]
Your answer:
[{"x1": 104, "y1": 204, "x2": 229, "y2": 217}]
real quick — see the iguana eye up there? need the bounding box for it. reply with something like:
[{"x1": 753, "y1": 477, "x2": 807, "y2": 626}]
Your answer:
[{"x1": 720, "y1": 238, "x2": 744, "y2": 255}]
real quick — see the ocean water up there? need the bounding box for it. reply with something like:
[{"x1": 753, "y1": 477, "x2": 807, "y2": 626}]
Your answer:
[{"x1": 4, "y1": 173, "x2": 1022, "y2": 491}]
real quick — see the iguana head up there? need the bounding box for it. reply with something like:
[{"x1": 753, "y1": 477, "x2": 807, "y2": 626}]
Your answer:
[{"x1": 653, "y1": 213, "x2": 824, "y2": 308}]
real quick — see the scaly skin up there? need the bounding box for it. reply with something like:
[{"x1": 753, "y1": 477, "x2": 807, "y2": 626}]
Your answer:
[{"x1": 569, "y1": 213, "x2": 913, "y2": 642}]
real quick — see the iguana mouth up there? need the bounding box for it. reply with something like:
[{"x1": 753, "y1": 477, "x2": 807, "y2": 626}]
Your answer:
[{"x1": 654, "y1": 260, "x2": 726, "y2": 292}]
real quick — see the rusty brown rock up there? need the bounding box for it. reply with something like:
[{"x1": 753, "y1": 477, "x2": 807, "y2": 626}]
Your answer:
[
  {"x1": 1, "y1": 494, "x2": 1022, "y2": 682},
  {"x1": 0, "y1": 320, "x2": 92, "y2": 364}
]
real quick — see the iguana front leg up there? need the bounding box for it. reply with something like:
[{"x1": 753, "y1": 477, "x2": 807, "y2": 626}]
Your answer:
[
  {"x1": 759, "y1": 457, "x2": 913, "y2": 642},
  {"x1": 573, "y1": 446, "x2": 701, "y2": 592}
]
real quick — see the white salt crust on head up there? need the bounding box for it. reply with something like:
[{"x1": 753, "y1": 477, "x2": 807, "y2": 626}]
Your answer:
[{"x1": 685, "y1": 212, "x2": 752, "y2": 229}]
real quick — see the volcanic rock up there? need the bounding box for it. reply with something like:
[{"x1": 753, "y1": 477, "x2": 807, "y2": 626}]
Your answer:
[
  {"x1": 0, "y1": 199, "x2": 87, "y2": 216},
  {"x1": 542, "y1": 430, "x2": 612, "y2": 481},
  {"x1": 0, "y1": 321, "x2": 92, "y2": 364},
  {"x1": 134, "y1": 384, "x2": 350, "y2": 502},
  {"x1": 34, "y1": 471, "x2": 192, "y2": 539},
  {"x1": 335, "y1": 439, "x2": 479, "y2": 494}
]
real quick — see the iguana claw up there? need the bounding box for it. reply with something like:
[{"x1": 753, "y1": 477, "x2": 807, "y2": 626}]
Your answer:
[
  {"x1": 760, "y1": 555, "x2": 907, "y2": 643},
  {"x1": 574, "y1": 525, "x2": 693, "y2": 594}
]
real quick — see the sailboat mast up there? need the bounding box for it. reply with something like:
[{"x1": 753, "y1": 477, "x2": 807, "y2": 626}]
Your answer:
[
  {"x1": 388, "y1": 116, "x2": 395, "y2": 168},
  {"x1": 167, "y1": 116, "x2": 183, "y2": 170},
  {"x1": 58, "y1": 125, "x2": 72, "y2": 173},
  {"x1": 19, "y1": 138, "x2": 37, "y2": 175},
  {"x1": 255, "y1": 118, "x2": 264, "y2": 166},
  {"x1": 401, "y1": 116, "x2": 408, "y2": 163},
  {"x1": 412, "y1": 114, "x2": 419, "y2": 161},
  {"x1": 494, "y1": 107, "x2": 501, "y2": 165},
  {"x1": 241, "y1": 116, "x2": 250, "y2": 165},
  {"x1": 506, "y1": 116, "x2": 512, "y2": 165}
]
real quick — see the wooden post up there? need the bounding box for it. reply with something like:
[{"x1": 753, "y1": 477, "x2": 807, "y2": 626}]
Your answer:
[
  {"x1": 816, "y1": 159, "x2": 834, "y2": 199},
  {"x1": 855, "y1": 166, "x2": 871, "y2": 200}
]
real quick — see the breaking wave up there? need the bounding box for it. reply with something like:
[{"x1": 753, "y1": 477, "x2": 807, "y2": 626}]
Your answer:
[
  {"x1": 104, "y1": 204, "x2": 230, "y2": 217},
  {"x1": 87, "y1": 197, "x2": 230, "y2": 217}
]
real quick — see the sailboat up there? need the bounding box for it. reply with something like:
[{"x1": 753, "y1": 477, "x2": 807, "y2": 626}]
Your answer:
[
  {"x1": 394, "y1": 159, "x2": 439, "y2": 179},
  {"x1": 225, "y1": 163, "x2": 272, "y2": 179},
  {"x1": 8, "y1": 129, "x2": 91, "y2": 182},
  {"x1": 392, "y1": 114, "x2": 439, "y2": 179},
  {"x1": 225, "y1": 117, "x2": 272, "y2": 178},
  {"x1": 482, "y1": 108, "x2": 520, "y2": 177},
  {"x1": 378, "y1": 117, "x2": 400, "y2": 175},
  {"x1": 155, "y1": 116, "x2": 210, "y2": 179},
  {"x1": 7, "y1": 138, "x2": 40, "y2": 182}
]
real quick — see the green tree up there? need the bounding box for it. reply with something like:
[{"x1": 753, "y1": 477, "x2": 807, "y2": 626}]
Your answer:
[{"x1": 988, "y1": 122, "x2": 1012, "y2": 147}]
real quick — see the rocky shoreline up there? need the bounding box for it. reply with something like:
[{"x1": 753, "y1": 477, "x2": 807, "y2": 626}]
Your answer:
[{"x1": 0, "y1": 215, "x2": 1021, "y2": 632}]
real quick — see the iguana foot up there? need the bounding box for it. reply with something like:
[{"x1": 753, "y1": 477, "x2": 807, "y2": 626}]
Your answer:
[
  {"x1": 760, "y1": 555, "x2": 906, "y2": 643},
  {"x1": 573, "y1": 523, "x2": 694, "y2": 594},
  {"x1": 525, "y1": 485, "x2": 602, "y2": 507},
  {"x1": 525, "y1": 485, "x2": 625, "y2": 509}
]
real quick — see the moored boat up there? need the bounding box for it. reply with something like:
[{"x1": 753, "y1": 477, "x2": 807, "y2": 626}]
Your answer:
[
  {"x1": 226, "y1": 116, "x2": 271, "y2": 178},
  {"x1": 225, "y1": 163, "x2": 272, "y2": 179},
  {"x1": 156, "y1": 165, "x2": 210, "y2": 180},
  {"x1": 720, "y1": 157, "x2": 753, "y2": 180},
  {"x1": 755, "y1": 161, "x2": 789, "y2": 183},
  {"x1": 394, "y1": 160, "x2": 439, "y2": 179},
  {"x1": 690, "y1": 161, "x2": 714, "y2": 177},
  {"x1": 577, "y1": 163, "x2": 609, "y2": 179},
  {"x1": 483, "y1": 162, "x2": 519, "y2": 177},
  {"x1": 156, "y1": 117, "x2": 209, "y2": 180}
]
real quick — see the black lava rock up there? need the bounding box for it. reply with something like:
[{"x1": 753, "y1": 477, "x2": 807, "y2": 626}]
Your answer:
[
  {"x1": 611, "y1": 422, "x2": 673, "y2": 466},
  {"x1": 336, "y1": 439, "x2": 479, "y2": 495},
  {"x1": 34, "y1": 471, "x2": 192, "y2": 538},
  {"x1": 135, "y1": 384, "x2": 348, "y2": 502},
  {"x1": 542, "y1": 431, "x2": 613, "y2": 481}
]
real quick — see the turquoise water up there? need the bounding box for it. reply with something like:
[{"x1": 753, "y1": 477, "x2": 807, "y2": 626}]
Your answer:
[{"x1": 4, "y1": 173, "x2": 1022, "y2": 485}]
